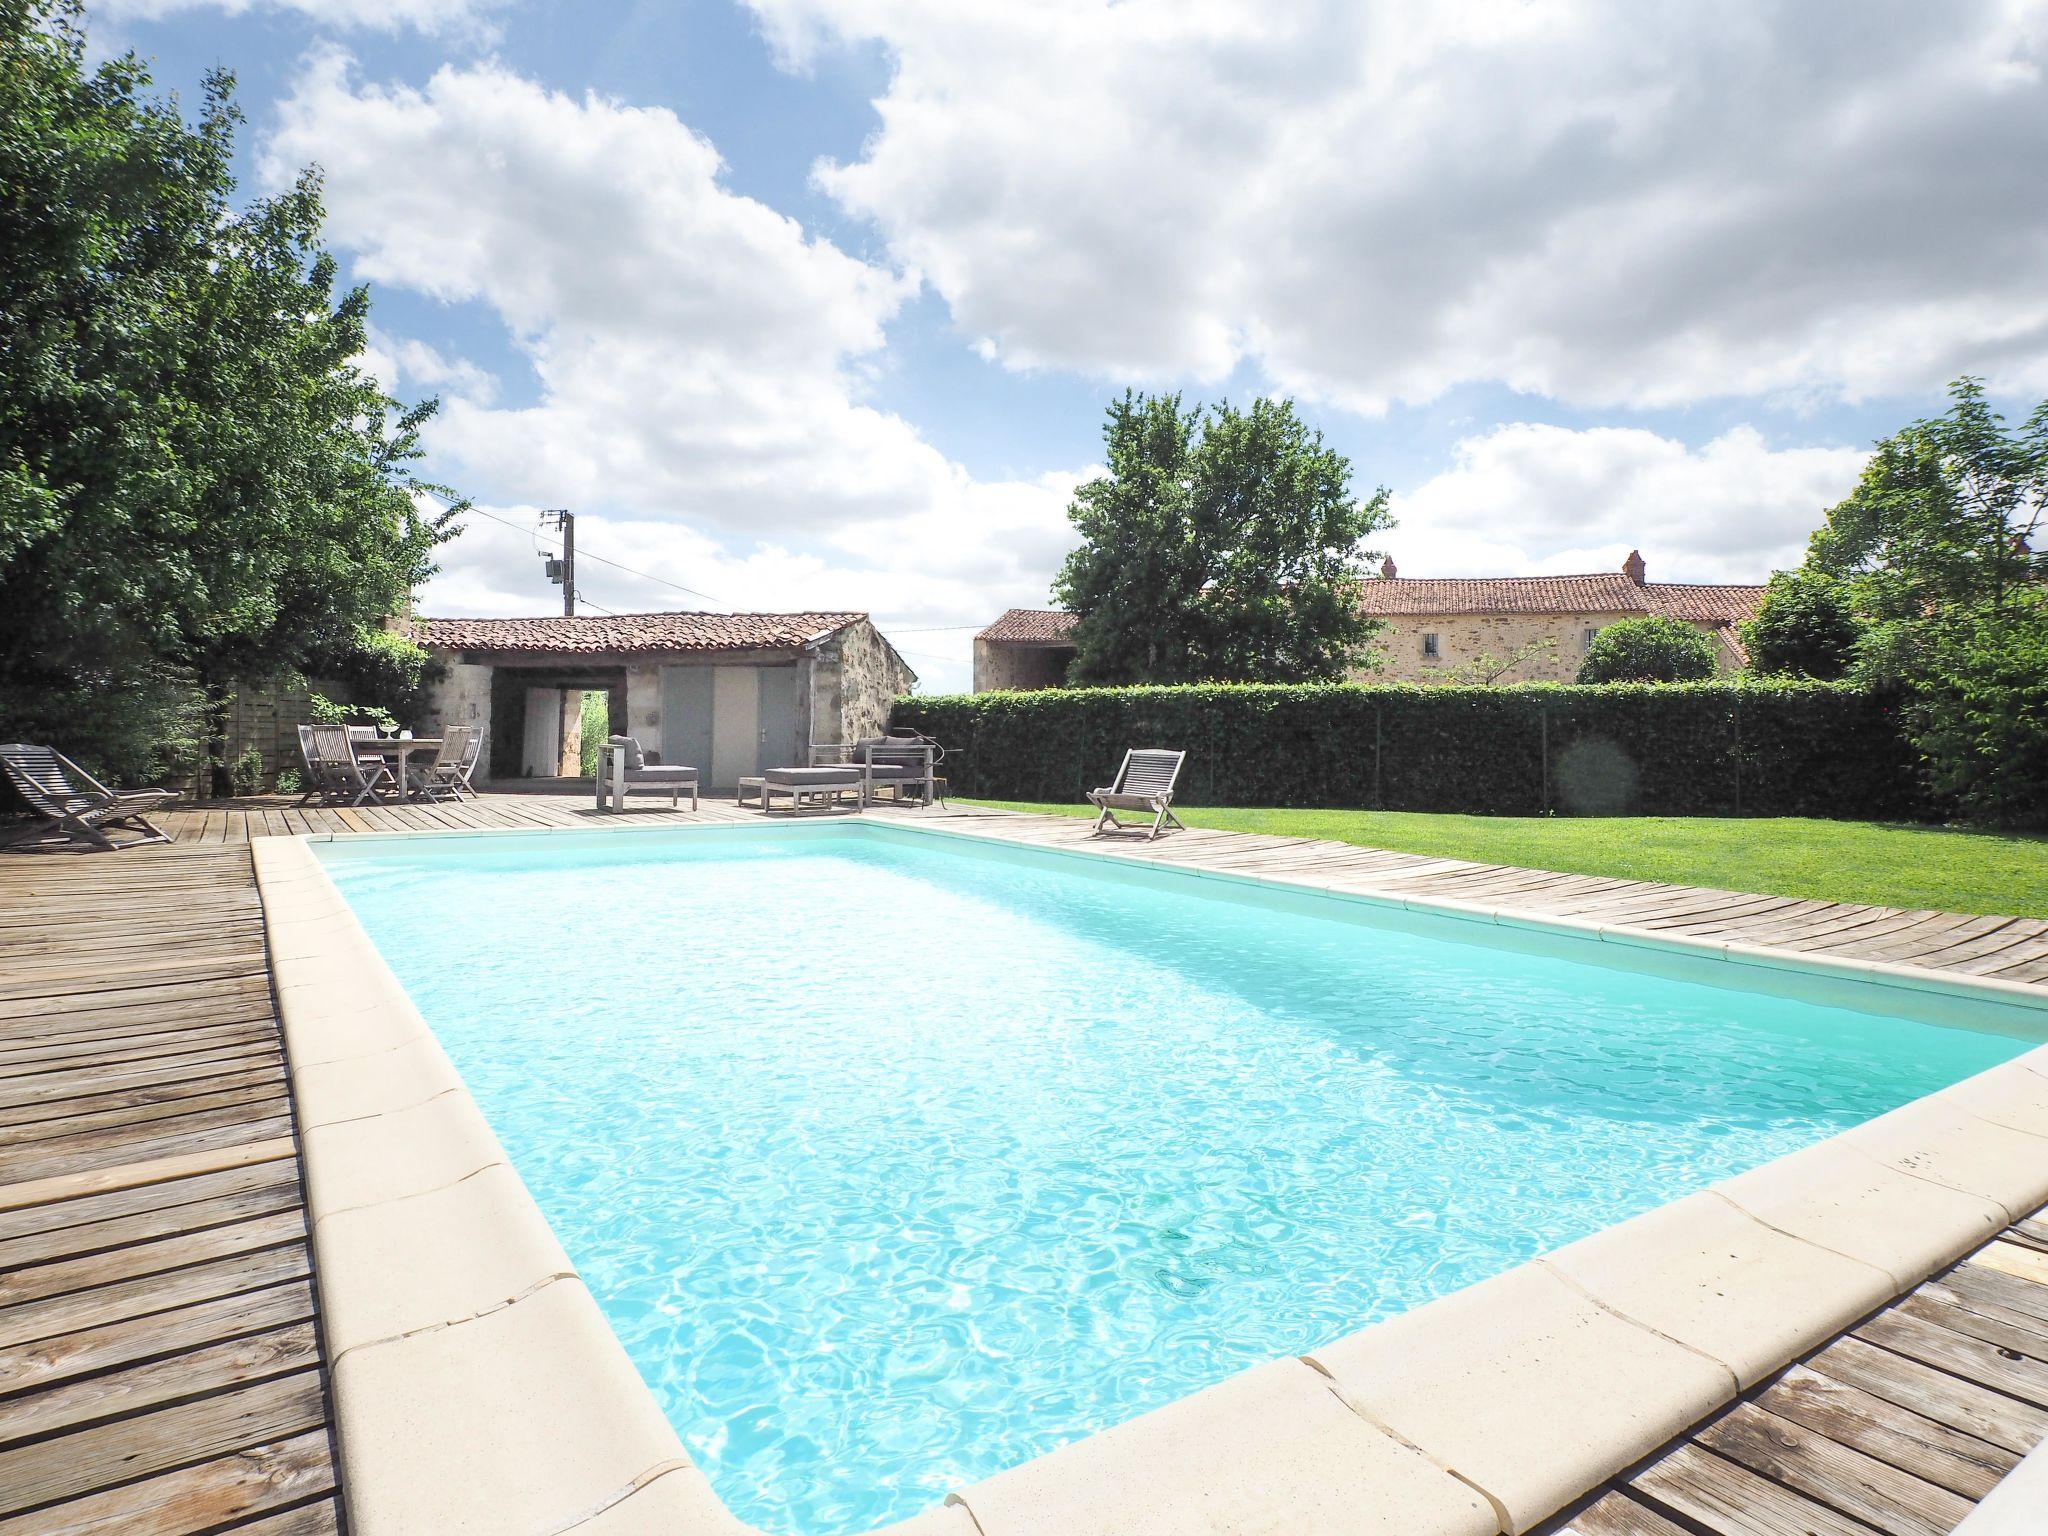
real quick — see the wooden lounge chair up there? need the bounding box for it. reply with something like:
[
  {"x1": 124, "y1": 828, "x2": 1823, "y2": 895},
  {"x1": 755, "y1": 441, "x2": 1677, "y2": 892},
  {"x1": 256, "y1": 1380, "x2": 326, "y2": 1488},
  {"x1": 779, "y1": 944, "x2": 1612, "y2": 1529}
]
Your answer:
[
  {"x1": 0, "y1": 743, "x2": 179, "y2": 850},
  {"x1": 416, "y1": 725, "x2": 476, "y2": 803},
  {"x1": 294, "y1": 724, "x2": 339, "y2": 806},
  {"x1": 308, "y1": 724, "x2": 393, "y2": 806},
  {"x1": 1088, "y1": 748, "x2": 1186, "y2": 840}
]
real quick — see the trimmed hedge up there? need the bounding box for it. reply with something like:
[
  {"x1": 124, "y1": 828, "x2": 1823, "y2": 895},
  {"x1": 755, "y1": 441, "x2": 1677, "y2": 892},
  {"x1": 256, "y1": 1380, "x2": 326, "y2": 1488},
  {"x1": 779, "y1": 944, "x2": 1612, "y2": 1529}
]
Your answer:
[{"x1": 893, "y1": 681, "x2": 1936, "y2": 820}]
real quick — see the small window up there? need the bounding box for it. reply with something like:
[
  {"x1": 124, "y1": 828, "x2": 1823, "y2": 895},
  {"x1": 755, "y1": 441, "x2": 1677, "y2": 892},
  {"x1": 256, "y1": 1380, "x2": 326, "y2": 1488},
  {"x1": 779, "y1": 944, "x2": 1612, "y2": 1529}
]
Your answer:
[
  {"x1": 1581, "y1": 626, "x2": 1599, "y2": 651},
  {"x1": 1421, "y1": 631, "x2": 1440, "y2": 659}
]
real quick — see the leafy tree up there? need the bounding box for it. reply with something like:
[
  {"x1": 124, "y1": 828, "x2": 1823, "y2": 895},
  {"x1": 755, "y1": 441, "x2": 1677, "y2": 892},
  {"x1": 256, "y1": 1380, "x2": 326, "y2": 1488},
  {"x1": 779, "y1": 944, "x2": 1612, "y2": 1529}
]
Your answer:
[
  {"x1": 1741, "y1": 569, "x2": 1864, "y2": 679},
  {"x1": 1809, "y1": 377, "x2": 2045, "y2": 620},
  {"x1": 0, "y1": 0, "x2": 461, "y2": 785},
  {"x1": 1575, "y1": 616, "x2": 1719, "y2": 684},
  {"x1": 1053, "y1": 392, "x2": 1392, "y2": 684},
  {"x1": 1789, "y1": 378, "x2": 2048, "y2": 824},
  {"x1": 1878, "y1": 593, "x2": 2048, "y2": 823},
  {"x1": 1443, "y1": 635, "x2": 1559, "y2": 686}
]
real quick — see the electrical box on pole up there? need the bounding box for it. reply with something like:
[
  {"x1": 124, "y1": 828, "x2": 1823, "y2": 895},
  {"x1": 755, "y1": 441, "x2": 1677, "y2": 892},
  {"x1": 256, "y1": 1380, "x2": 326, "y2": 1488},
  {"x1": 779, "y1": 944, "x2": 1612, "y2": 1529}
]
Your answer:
[{"x1": 538, "y1": 509, "x2": 575, "y2": 615}]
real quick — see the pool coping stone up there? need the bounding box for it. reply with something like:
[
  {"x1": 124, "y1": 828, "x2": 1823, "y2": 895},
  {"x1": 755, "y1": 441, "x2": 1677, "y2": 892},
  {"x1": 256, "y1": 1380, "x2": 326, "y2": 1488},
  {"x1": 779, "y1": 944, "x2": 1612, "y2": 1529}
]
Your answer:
[{"x1": 253, "y1": 821, "x2": 2048, "y2": 1536}]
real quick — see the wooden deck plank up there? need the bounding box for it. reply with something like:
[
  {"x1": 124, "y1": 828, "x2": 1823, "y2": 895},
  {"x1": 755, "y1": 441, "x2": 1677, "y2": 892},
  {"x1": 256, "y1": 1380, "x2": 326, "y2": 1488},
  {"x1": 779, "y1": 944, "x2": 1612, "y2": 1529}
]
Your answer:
[
  {"x1": 0, "y1": 843, "x2": 334, "y2": 1536},
  {"x1": 0, "y1": 1429, "x2": 336, "y2": 1536},
  {"x1": 1693, "y1": 1400, "x2": 1970, "y2": 1536},
  {"x1": 1755, "y1": 1363, "x2": 2017, "y2": 1500}
]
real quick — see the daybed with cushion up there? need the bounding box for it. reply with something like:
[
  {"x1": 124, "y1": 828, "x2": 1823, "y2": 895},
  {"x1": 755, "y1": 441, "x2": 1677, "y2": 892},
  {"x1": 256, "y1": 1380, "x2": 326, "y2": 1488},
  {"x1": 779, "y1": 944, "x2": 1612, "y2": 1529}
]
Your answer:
[{"x1": 598, "y1": 736, "x2": 699, "y2": 811}]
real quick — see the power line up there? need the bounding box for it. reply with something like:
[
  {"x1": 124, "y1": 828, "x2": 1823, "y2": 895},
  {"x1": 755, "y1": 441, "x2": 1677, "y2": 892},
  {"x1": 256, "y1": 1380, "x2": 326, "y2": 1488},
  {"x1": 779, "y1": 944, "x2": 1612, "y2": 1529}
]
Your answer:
[
  {"x1": 450, "y1": 502, "x2": 975, "y2": 653},
  {"x1": 464, "y1": 505, "x2": 732, "y2": 607}
]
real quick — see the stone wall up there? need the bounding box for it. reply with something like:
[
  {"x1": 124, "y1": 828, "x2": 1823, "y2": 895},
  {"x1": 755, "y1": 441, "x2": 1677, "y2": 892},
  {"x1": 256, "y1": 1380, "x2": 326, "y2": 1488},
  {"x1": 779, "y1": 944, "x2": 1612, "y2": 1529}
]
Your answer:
[
  {"x1": 973, "y1": 639, "x2": 1075, "y2": 692},
  {"x1": 1359, "y1": 613, "x2": 1736, "y2": 684},
  {"x1": 422, "y1": 661, "x2": 495, "y2": 781},
  {"x1": 834, "y1": 619, "x2": 918, "y2": 742}
]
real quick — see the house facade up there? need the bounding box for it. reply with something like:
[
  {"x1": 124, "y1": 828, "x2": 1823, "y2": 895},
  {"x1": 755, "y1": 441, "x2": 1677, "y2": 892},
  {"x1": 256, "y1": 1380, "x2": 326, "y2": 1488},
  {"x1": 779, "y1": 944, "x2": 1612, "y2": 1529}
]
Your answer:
[
  {"x1": 415, "y1": 611, "x2": 914, "y2": 789},
  {"x1": 1358, "y1": 552, "x2": 1766, "y2": 683},
  {"x1": 970, "y1": 552, "x2": 1764, "y2": 691}
]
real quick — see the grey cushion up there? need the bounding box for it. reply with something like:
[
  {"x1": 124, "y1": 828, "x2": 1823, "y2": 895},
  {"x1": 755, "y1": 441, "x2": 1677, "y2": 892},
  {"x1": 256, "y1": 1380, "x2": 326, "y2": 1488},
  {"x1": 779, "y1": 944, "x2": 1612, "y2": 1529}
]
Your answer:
[
  {"x1": 624, "y1": 765, "x2": 696, "y2": 784},
  {"x1": 606, "y1": 735, "x2": 645, "y2": 770},
  {"x1": 765, "y1": 767, "x2": 861, "y2": 786}
]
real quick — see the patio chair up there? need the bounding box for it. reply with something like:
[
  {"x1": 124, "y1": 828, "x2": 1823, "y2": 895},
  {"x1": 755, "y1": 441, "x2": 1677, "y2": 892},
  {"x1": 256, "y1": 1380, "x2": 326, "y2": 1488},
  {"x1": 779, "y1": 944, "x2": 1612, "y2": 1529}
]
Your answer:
[
  {"x1": 451, "y1": 723, "x2": 483, "y2": 797},
  {"x1": 294, "y1": 725, "x2": 341, "y2": 806},
  {"x1": 851, "y1": 735, "x2": 942, "y2": 807},
  {"x1": 416, "y1": 725, "x2": 476, "y2": 803},
  {"x1": 309, "y1": 724, "x2": 394, "y2": 807},
  {"x1": 0, "y1": 743, "x2": 179, "y2": 850},
  {"x1": 598, "y1": 736, "x2": 699, "y2": 811},
  {"x1": 1088, "y1": 748, "x2": 1187, "y2": 840}
]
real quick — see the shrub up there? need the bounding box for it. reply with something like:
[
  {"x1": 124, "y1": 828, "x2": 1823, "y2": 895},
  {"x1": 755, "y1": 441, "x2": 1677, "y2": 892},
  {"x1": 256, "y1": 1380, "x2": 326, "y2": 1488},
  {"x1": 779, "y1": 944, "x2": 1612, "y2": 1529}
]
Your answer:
[
  {"x1": 894, "y1": 680, "x2": 1932, "y2": 820},
  {"x1": 1891, "y1": 597, "x2": 2048, "y2": 826},
  {"x1": 306, "y1": 692, "x2": 397, "y2": 732},
  {"x1": 1576, "y1": 617, "x2": 1719, "y2": 683},
  {"x1": 0, "y1": 664, "x2": 206, "y2": 789},
  {"x1": 1742, "y1": 570, "x2": 1864, "y2": 679},
  {"x1": 228, "y1": 745, "x2": 266, "y2": 798},
  {"x1": 274, "y1": 767, "x2": 302, "y2": 797}
]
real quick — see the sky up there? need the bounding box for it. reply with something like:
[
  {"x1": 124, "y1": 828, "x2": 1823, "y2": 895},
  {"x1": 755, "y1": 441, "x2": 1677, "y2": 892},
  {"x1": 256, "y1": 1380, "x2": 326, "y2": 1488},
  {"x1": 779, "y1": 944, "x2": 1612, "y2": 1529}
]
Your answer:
[{"x1": 86, "y1": 0, "x2": 2048, "y2": 692}]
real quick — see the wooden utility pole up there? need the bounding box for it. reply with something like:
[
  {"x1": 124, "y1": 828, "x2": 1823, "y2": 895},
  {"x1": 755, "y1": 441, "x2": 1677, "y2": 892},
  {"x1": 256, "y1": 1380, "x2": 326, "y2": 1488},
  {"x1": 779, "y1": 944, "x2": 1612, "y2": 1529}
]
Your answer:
[
  {"x1": 561, "y1": 511, "x2": 575, "y2": 617},
  {"x1": 539, "y1": 509, "x2": 575, "y2": 615}
]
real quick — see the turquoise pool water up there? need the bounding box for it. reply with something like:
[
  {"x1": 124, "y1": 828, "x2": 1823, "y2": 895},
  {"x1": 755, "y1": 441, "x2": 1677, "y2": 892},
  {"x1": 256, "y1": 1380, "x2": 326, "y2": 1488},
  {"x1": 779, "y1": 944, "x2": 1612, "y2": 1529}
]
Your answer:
[{"x1": 319, "y1": 826, "x2": 2035, "y2": 1535}]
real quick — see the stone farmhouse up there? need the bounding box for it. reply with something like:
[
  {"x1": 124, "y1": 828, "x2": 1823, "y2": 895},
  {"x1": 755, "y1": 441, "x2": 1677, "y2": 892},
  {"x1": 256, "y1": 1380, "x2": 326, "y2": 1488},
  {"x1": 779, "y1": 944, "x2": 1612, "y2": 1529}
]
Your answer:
[{"x1": 972, "y1": 551, "x2": 1766, "y2": 690}]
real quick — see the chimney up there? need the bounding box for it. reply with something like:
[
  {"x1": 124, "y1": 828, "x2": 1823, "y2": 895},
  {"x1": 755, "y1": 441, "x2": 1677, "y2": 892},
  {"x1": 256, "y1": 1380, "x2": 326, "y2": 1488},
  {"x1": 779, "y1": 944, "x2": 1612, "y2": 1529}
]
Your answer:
[
  {"x1": 1622, "y1": 549, "x2": 1646, "y2": 585},
  {"x1": 1380, "y1": 556, "x2": 1398, "y2": 579}
]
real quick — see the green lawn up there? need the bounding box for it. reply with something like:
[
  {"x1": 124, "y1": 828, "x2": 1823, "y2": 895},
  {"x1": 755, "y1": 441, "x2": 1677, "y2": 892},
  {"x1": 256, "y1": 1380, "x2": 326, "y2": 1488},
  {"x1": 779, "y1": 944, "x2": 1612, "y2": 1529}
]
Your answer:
[{"x1": 961, "y1": 801, "x2": 2048, "y2": 919}]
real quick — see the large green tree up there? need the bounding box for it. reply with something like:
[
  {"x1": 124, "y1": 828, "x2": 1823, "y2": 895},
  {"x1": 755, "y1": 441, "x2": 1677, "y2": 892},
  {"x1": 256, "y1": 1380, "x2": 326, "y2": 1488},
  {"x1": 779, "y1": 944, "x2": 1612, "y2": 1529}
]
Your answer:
[
  {"x1": 1052, "y1": 392, "x2": 1391, "y2": 684},
  {"x1": 0, "y1": 0, "x2": 460, "y2": 783},
  {"x1": 1809, "y1": 377, "x2": 2044, "y2": 619},
  {"x1": 1799, "y1": 378, "x2": 2048, "y2": 823}
]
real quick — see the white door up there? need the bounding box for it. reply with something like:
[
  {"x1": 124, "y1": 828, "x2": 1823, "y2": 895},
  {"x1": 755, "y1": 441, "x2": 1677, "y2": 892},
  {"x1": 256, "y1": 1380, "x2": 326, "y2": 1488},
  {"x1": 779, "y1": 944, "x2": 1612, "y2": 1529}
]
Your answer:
[
  {"x1": 521, "y1": 687, "x2": 561, "y2": 777},
  {"x1": 710, "y1": 667, "x2": 761, "y2": 787}
]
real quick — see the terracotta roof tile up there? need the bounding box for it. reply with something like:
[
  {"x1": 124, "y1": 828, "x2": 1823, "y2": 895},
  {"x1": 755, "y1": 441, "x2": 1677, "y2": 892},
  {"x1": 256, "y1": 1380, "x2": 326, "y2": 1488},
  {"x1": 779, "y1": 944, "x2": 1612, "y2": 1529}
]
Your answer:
[
  {"x1": 416, "y1": 611, "x2": 866, "y2": 655},
  {"x1": 1352, "y1": 573, "x2": 1764, "y2": 621},
  {"x1": 978, "y1": 608, "x2": 1080, "y2": 643},
  {"x1": 977, "y1": 579, "x2": 1764, "y2": 644}
]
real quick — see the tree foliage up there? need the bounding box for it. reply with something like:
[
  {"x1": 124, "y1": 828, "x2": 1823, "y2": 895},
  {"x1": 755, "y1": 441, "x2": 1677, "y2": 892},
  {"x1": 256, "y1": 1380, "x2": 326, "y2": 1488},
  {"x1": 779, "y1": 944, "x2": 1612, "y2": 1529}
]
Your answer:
[
  {"x1": 1052, "y1": 392, "x2": 1392, "y2": 685},
  {"x1": 1795, "y1": 378, "x2": 2048, "y2": 824},
  {"x1": 1741, "y1": 569, "x2": 1865, "y2": 680},
  {"x1": 1575, "y1": 616, "x2": 1719, "y2": 684},
  {"x1": 1810, "y1": 377, "x2": 2045, "y2": 620},
  {"x1": 0, "y1": 0, "x2": 461, "y2": 782}
]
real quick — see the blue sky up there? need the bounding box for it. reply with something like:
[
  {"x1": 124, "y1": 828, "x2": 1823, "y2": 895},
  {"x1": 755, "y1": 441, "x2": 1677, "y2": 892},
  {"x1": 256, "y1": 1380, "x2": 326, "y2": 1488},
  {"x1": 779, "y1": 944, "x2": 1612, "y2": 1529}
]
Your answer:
[{"x1": 88, "y1": 0, "x2": 2048, "y2": 690}]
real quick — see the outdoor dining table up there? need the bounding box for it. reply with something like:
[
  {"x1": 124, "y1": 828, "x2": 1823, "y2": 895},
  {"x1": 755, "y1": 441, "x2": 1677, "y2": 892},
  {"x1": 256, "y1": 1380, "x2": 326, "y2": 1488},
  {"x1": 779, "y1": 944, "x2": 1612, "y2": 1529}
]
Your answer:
[{"x1": 352, "y1": 737, "x2": 442, "y2": 801}]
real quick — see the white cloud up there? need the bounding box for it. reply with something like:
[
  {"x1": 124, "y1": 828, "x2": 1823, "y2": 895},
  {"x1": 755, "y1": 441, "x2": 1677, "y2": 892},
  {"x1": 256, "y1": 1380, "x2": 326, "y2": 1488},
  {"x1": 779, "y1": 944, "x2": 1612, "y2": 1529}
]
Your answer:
[
  {"x1": 265, "y1": 54, "x2": 1083, "y2": 693},
  {"x1": 96, "y1": 0, "x2": 506, "y2": 36},
  {"x1": 1387, "y1": 424, "x2": 1870, "y2": 583},
  {"x1": 751, "y1": 0, "x2": 2048, "y2": 411},
  {"x1": 361, "y1": 327, "x2": 499, "y2": 406}
]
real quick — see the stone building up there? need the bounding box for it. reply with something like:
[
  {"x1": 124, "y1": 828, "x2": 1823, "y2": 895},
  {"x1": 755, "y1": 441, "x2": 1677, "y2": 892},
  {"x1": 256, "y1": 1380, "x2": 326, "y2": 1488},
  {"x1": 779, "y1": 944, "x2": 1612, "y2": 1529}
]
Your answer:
[
  {"x1": 1355, "y1": 551, "x2": 1765, "y2": 683},
  {"x1": 414, "y1": 611, "x2": 914, "y2": 790},
  {"x1": 970, "y1": 552, "x2": 1764, "y2": 691},
  {"x1": 974, "y1": 609, "x2": 1081, "y2": 691}
]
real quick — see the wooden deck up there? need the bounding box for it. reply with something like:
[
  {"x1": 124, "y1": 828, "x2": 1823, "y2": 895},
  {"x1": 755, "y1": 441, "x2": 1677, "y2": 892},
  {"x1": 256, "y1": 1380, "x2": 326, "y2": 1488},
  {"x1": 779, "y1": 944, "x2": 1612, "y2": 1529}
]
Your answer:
[
  {"x1": 1, "y1": 792, "x2": 2043, "y2": 1534},
  {"x1": 0, "y1": 844, "x2": 336, "y2": 1535},
  {"x1": 1545, "y1": 1216, "x2": 2048, "y2": 1536}
]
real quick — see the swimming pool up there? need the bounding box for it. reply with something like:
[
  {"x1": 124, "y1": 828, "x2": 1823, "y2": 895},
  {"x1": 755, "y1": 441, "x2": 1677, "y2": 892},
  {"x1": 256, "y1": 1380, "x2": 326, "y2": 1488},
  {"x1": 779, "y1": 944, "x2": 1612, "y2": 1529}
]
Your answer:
[{"x1": 318, "y1": 824, "x2": 2039, "y2": 1536}]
